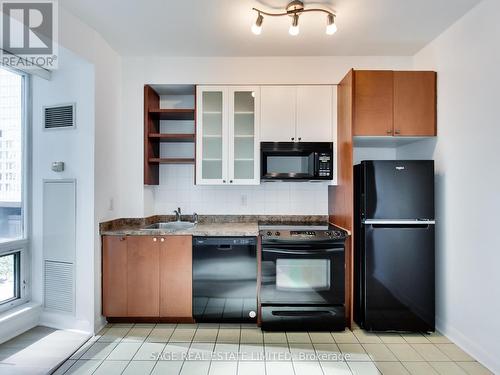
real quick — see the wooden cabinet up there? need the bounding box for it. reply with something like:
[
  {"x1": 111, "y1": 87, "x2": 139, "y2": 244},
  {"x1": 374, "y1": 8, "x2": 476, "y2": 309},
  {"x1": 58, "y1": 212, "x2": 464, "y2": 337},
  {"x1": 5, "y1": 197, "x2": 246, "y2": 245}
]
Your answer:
[
  {"x1": 260, "y1": 85, "x2": 334, "y2": 142},
  {"x1": 196, "y1": 86, "x2": 260, "y2": 185},
  {"x1": 393, "y1": 71, "x2": 436, "y2": 136},
  {"x1": 102, "y1": 236, "x2": 128, "y2": 317},
  {"x1": 260, "y1": 86, "x2": 296, "y2": 141},
  {"x1": 102, "y1": 235, "x2": 192, "y2": 319},
  {"x1": 127, "y1": 236, "x2": 160, "y2": 317},
  {"x1": 353, "y1": 71, "x2": 394, "y2": 136},
  {"x1": 159, "y1": 236, "x2": 192, "y2": 318},
  {"x1": 143, "y1": 85, "x2": 196, "y2": 185},
  {"x1": 352, "y1": 70, "x2": 436, "y2": 137}
]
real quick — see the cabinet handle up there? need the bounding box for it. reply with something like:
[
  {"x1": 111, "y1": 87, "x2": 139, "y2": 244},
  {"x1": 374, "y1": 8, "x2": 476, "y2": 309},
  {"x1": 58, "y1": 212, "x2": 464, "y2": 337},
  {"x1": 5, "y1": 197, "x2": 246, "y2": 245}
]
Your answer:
[
  {"x1": 120, "y1": 237, "x2": 126, "y2": 241},
  {"x1": 291, "y1": 137, "x2": 295, "y2": 141},
  {"x1": 386, "y1": 130, "x2": 392, "y2": 135},
  {"x1": 298, "y1": 137, "x2": 302, "y2": 141},
  {"x1": 395, "y1": 129, "x2": 401, "y2": 135},
  {"x1": 229, "y1": 180, "x2": 233, "y2": 183},
  {"x1": 160, "y1": 238, "x2": 165, "y2": 242},
  {"x1": 223, "y1": 180, "x2": 226, "y2": 183},
  {"x1": 153, "y1": 237, "x2": 157, "y2": 242}
]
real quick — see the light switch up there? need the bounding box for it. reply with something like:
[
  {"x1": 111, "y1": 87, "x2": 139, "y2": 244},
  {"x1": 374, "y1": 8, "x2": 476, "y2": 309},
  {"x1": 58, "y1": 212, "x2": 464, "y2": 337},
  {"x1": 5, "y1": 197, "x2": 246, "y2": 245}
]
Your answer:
[{"x1": 51, "y1": 162, "x2": 65, "y2": 172}]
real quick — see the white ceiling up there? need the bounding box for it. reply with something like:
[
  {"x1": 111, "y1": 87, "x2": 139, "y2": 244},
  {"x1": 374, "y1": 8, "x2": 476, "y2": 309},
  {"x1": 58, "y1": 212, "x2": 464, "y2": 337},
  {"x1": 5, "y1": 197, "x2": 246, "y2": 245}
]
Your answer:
[{"x1": 61, "y1": 0, "x2": 481, "y2": 57}]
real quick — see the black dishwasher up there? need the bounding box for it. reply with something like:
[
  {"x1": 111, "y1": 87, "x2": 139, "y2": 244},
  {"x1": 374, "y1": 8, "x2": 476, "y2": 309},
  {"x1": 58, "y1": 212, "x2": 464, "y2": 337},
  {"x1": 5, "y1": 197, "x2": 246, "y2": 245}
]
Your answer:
[{"x1": 193, "y1": 237, "x2": 257, "y2": 323}]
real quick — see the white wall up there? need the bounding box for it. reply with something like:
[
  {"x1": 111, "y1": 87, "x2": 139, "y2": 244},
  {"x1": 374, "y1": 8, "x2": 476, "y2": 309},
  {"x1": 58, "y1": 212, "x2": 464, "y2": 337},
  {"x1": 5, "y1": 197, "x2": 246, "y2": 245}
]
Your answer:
[
  {"x1": 58, "y1": 8, "x2": 123, "y2": 332},
  {"x1": 410, "y1": 0, "x2": 500, "y2": 371},
  {"x1": 28, "y1": 7, "x2": 123, "y2": 334},
  {"x1": 354, "y1": 146, "x2": 398, "y2": 165},
  {"x1": 31, "y1": 47, "x2": 95, "y2": 332},
  {"x1": 121, "y1": 56, "x2": 414, "y2": 217}
]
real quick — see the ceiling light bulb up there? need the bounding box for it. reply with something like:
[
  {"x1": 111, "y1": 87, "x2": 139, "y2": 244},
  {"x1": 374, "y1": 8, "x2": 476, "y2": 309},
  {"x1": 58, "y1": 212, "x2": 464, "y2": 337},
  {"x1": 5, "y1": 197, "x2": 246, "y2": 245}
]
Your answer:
[
  {"x1": 252, "y1": 13, "x2": 263, "y2": 35},
  {"x1": 326, "y1": 14, "x2": 337, "y2": 35},
  {"x1": 289, "y1": 14, "x2": 300, "y2": 36}
]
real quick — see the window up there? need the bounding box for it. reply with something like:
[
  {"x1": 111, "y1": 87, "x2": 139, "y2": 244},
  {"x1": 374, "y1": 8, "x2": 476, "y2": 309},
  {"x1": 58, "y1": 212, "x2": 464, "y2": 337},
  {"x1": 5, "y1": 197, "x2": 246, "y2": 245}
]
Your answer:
[
  {"x1": 0, "y1": 65, "x2": 28, "y2": 311},
  {"x1": 0, "y1": 251, "x2": 20, "y2": 304},
  {"x1": 0, "y1": 67, "x2": 24, "y2": 242}
]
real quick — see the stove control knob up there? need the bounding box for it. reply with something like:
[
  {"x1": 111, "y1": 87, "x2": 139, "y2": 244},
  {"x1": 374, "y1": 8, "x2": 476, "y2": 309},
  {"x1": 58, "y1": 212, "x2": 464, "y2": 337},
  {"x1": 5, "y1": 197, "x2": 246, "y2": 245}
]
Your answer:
[
  {"x1": 334, "y1": 231, "x2": 342, "y2": 237},
  {"x1": 275, "y1": 232, "x2": 280, "y2": 236},
  {"x1": 326, "y1": 231, "x2": 332, "y2": 236},
  {"x1": 266, "y1": 231, "x2": 272, "y2": 236}
]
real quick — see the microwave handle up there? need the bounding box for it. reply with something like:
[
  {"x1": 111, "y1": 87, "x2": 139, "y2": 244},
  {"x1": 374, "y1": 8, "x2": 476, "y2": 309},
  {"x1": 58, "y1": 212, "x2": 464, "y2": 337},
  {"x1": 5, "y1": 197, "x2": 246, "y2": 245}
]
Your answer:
[{"x1": 314, "y1": 152, "x2": 319, "y2": 176}]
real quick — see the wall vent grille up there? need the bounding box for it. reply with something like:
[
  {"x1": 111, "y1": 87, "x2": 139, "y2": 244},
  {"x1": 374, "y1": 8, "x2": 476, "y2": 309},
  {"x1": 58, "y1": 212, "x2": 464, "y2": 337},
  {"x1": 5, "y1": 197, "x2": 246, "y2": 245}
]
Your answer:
[
  {"x1": 44, "y1": 260, "x2": 74, "y2": 313},
  {"x1": 44, "y1": 104, "x2": 75, "y2": 129}
]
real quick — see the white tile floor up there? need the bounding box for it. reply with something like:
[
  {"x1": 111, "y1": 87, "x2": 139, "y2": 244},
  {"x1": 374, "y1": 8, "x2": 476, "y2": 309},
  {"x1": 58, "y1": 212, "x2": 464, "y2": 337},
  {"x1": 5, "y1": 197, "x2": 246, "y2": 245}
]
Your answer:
[
  {"x1": 52, "y1": 323, "x2": 492, "y2": 375},
  {"x1": 0, "y1": 326, "x2": 90, "y2": 375}
]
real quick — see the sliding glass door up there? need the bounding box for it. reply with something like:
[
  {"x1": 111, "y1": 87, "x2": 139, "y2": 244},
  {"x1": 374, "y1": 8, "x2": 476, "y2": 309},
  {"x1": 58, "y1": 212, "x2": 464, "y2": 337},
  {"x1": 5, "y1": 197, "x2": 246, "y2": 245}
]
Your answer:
[{"x1": 0, "y1": 66, "x2": 29, "y2": 311}]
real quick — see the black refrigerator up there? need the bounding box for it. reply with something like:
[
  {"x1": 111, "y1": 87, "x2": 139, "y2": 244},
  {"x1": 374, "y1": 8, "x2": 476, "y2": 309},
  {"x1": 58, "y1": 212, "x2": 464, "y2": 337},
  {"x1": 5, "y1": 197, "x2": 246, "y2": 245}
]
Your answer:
[{"x1": 354, "y1": 160, "x2": 435, "y2": 332}]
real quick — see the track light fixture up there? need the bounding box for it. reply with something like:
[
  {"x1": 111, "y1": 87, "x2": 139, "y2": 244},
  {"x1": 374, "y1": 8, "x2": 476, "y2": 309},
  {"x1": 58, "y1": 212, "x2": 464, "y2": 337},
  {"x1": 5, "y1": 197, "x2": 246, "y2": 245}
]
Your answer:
[
  {"x1": 251, "y1": 0, "x2": 337, "y2": 36},
  {"x1": 251, "y1": 12, "x2": 264, "y2": 35}
]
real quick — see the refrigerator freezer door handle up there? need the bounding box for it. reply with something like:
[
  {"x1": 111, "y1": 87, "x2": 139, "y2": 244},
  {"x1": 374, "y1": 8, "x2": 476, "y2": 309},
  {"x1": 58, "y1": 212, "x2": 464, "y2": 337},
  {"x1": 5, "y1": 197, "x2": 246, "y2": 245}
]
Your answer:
[{"x1": 363, "y1": 219, "x2": 435, "y2": 225}]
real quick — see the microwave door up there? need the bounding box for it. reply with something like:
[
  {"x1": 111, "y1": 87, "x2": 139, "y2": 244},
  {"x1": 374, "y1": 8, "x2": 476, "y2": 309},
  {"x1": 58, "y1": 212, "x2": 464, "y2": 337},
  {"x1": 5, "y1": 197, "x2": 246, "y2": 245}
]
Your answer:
[{"x1": 262, "y1": 153, "x2": 315, "y2": 179}]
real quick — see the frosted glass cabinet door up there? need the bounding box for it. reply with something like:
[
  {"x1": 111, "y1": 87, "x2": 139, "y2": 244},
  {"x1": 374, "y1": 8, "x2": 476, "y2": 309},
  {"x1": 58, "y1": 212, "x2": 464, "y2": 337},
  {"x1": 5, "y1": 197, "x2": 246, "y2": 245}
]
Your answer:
[
  {"x1": 228, "y1": 87, "x2": 260, "y2": 185},
  {"x1": 196, "y1": 87, "x2": 228, "y2": 184}
]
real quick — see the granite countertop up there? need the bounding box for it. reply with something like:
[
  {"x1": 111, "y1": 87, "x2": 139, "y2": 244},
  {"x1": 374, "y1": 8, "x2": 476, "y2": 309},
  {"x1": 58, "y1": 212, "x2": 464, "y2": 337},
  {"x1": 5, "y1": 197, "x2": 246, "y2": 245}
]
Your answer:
[
  {"x1": 100, "y1": 215, "x2": 333, "y2": 237},
  {"x1": 101, "y1": 222, "x2": 260, "y2": 237}
]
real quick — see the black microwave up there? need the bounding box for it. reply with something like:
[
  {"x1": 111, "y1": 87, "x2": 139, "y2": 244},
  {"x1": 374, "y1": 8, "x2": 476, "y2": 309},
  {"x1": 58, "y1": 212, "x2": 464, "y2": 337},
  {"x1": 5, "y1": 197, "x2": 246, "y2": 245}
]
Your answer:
[{"x1": 261, "y1": 142, "x2": 333, "y2": 181}]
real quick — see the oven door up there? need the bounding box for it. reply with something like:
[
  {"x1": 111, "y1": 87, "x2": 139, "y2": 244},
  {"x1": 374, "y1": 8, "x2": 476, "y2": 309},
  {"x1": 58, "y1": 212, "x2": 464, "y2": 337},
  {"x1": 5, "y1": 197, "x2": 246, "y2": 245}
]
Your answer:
[{"x1": 261, "y1": 242, "x2": 344, "y2": 305}]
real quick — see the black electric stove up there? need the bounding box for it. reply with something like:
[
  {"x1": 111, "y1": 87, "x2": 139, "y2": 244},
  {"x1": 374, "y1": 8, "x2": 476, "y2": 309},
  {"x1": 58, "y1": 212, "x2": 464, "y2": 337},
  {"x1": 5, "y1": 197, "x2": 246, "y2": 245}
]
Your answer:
[{"x1": 259, "y1": 223, "x2": 348, "y2": 331}]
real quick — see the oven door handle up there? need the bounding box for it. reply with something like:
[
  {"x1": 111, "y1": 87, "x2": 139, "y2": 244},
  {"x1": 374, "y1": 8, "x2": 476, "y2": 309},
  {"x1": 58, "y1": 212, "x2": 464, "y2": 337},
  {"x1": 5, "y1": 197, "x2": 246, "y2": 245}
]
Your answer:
[{"x1": 262, "y1": 247, "x2": 343, "y2": 255}]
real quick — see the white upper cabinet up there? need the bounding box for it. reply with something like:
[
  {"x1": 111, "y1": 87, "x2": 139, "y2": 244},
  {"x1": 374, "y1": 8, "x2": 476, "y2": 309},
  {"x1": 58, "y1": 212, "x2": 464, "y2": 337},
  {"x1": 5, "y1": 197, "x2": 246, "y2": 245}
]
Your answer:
[
  {"x1": 260, "y1": 86, "x2": 296, "y2": 142},
  {"x1": 196, "y1": 86, "x2": 228, "y2": 185},
  {"x1": 296, "y1": 86, "x2": 333, "y2": 142},
  {"x1": 260, "y1": 85, "x2": 334, "y2": 143},
  {"x1": 228, "y1": 86, "x2": 260, "y2": 185},
  {"x1": 196, "y1": 86, "x2": 260, "y2": 185}
]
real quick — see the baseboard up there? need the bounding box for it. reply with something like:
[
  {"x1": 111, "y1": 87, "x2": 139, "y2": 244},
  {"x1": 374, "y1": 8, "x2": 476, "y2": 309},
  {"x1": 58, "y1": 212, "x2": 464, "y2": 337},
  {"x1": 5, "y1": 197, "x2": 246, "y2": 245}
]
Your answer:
[
  {"x1": 106, "y1": 316, "x2": 195, "y2": 324},
  {"x1": 436, "y1": 317, "x2": 499, "y2": 374},
  {"x1": 0, "y1": 302, "x2": 41, "y2": 344},
  {"x1": 94, "y1": 314, "x2": 107, "y2": 334},
  {"x1": 39, "y1": 309, "x2": 92, "y2": 334}
]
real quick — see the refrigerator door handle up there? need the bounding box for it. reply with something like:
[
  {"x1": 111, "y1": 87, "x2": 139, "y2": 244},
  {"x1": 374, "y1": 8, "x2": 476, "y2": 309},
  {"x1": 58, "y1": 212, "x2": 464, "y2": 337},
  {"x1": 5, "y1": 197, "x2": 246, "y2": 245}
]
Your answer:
[{"x1": 363, "y1": 219, "x2": 435, "y2": 225}]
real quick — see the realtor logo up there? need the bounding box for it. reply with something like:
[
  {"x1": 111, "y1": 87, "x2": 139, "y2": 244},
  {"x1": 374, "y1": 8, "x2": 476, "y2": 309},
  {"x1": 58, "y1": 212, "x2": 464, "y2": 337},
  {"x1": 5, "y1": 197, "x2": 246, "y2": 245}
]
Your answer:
[{"x1": 1, "y1": 0, "x2": 58, "y2": 69}]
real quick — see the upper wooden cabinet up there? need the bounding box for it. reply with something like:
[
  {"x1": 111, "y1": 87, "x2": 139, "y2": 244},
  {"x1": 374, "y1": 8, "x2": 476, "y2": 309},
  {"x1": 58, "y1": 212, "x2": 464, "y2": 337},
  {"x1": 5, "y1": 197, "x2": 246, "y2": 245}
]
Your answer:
[
  {"x1": 260, "y1": 85, "x2": 334, "y2": 142},
  {"x1": 352, "y1": 70, "x2": 437, "y2": 137},
  {"x1": 102, "y1": 235, "x2": 193, "y2": 319},
  {"x1": 353, "y1": 71, "x2": 394, "y2": 136},
  {"x1": 393, "y1": 71, "x2": 437, "y2": 136}
]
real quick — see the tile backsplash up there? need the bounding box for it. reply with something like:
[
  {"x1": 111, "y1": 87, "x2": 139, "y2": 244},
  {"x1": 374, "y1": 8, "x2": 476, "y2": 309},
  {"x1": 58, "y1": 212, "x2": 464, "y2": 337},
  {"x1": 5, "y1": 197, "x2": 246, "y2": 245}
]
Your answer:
[{"x1": 153, "y1": 165, "x2": 329, "y2": 215}]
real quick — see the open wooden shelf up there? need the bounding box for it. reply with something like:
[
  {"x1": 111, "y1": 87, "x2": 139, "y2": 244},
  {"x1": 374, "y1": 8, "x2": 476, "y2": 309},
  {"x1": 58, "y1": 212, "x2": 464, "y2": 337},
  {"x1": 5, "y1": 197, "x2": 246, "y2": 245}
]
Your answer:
[
  {"x1": 144, "y1": 85, "x2": 196, "y2": 184},
  {"x1": 149, "y1": 108, "x2": 195, "y2": 121},
  {"x1": 148, "y1": 133, "x2": 195, "y2": 142},
  {"x1": 148, "y1": 158, "x2": 195, "y2": 164}
]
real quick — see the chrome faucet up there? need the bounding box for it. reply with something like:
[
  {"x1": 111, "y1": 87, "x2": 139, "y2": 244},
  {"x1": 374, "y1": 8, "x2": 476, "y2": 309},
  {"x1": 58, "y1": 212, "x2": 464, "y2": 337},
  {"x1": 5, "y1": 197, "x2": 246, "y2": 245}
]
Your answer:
[
  {"x1": 192, "y1": 212, "x2": 199, "y2": 224},
  {"x1": 174, "y1": 207, "x2": 182, "y2": 222}
]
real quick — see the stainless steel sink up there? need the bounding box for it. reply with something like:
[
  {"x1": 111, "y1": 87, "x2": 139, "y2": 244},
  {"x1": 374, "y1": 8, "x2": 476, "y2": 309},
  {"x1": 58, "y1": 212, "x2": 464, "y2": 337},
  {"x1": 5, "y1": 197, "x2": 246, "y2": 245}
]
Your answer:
[{"x1": 144, "y1": 221, "x2": 196, "y2": 230}]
